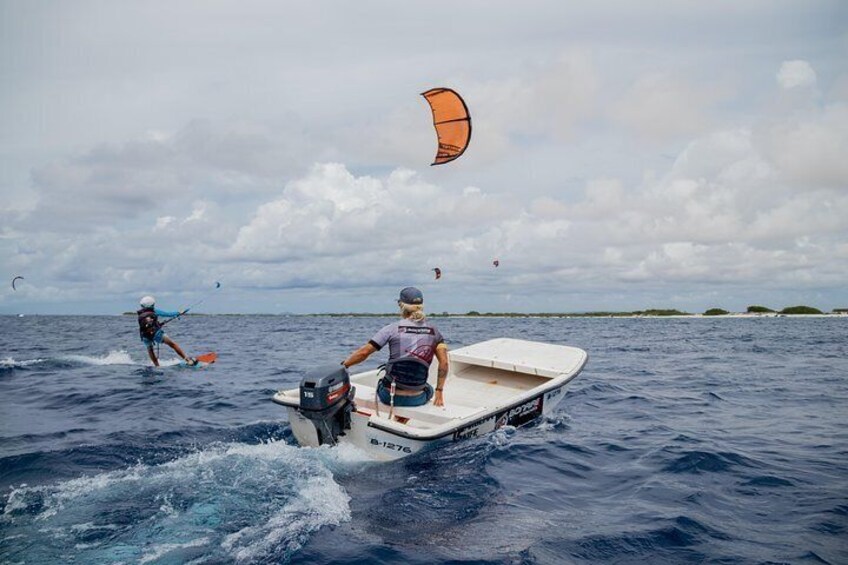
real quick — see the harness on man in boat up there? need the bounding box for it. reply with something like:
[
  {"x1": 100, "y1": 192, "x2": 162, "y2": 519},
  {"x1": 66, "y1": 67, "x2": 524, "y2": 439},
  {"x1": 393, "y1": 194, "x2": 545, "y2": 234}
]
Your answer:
[
  {"x1": 378, "y1": 359, "x2": 430, "y2": 390},
  {"x1": 137, "y1": 307, "x2": 161, "y2": 340},
  {"x1": 376, "y1": 359, "x2": 432, "y2": 419}
]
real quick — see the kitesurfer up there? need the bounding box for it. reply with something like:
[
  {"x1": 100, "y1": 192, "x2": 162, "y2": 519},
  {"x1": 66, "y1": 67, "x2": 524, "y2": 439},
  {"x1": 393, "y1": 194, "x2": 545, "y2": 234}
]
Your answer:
[
  {"x1": 137, "y1": 296, "x2": 197, "y2": 367},
  {"x1": 342, "y1": 287, "x2": 449, "y2": 407}
]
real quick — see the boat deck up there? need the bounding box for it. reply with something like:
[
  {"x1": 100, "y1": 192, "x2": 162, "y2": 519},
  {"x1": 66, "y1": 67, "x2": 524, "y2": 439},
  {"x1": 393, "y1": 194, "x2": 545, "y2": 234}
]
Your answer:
[{"x1": 349, "y1": 364, "x2": 550, "y2": 429}]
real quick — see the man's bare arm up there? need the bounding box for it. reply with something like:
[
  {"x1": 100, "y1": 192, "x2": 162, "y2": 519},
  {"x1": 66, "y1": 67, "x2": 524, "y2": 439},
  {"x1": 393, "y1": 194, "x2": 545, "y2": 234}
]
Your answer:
[
  {"x1": 343, "y1": 343, "x2": 377, "y2": 368},
  {"x1": 433, "y1": 344, "x2": 449, "y2": 406}
]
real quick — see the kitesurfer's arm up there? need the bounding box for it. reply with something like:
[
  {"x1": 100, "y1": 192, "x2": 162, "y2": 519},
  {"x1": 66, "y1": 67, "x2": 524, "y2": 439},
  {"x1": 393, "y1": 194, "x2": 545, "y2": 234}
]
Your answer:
[
  {"x1": 433, "y1": 343, "x2": 448, "y2": 407},
  {"x1": 154, "y1": 308, "x2": 180, "y2": 318},
  {"x1": 342, "y1": 343, "x2": 377, "y2": 368}
]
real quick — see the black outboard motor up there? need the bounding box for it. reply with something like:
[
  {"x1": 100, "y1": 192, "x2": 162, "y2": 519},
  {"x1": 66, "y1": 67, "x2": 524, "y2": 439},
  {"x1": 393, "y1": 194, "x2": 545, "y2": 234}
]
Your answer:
[{"x1": 298, "y1": 364, "x2": 355, "y2": 445}]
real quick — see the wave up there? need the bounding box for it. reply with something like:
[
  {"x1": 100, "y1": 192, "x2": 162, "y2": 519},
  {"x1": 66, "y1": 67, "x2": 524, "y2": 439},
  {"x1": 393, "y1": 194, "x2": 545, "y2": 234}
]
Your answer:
[
  {"x1": 557, "y1": 515, "x2": 731, "y2": 561},
  {"x1": 2, "y1": 440, "x2": 372, "y2": 563},
  {"x1": 660, "y1": 449, "x2": 758, "y2": 475}
]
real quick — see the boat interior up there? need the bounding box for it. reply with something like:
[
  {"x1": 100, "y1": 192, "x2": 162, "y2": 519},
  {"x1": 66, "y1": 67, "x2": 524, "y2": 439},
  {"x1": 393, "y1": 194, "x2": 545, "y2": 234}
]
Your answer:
[
  {"x1": 276, "y1": 339, "x2": 587, "y2": 432},
  {"x1": 348, "y1": 362, "x2": 551, "y2": 429}
]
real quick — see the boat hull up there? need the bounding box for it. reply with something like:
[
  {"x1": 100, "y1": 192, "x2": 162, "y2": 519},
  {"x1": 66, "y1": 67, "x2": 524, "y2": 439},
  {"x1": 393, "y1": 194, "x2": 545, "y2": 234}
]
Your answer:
[
  {"x1": 285, "y1": 378, "x2": 572, "y2": 460},
  {"x1": 274, "y1": 338, "x2": 587, "y2": 461}
]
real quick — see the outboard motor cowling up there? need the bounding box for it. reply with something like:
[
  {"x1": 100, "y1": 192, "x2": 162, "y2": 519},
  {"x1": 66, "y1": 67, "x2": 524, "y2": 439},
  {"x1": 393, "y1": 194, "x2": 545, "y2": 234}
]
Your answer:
[{"x1": 298, "y1": 364, "x2": 355, "y2": 445}]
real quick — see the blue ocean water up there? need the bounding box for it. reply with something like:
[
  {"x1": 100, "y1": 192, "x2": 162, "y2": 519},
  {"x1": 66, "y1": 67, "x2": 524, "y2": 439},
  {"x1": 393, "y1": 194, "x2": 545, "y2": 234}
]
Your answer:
[{"x1": 1, "y1": 315, "x2": 846, "y2": 564}]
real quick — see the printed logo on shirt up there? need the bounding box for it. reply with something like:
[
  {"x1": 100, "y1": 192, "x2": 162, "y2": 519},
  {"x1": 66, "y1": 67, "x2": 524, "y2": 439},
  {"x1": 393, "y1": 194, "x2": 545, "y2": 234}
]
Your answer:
[
  {"x1": 399, "y1": 326, "x2": 435, "y2": 335},
  {"x1": 407, "y1": 345, "x2": 435, "y2": 363}
]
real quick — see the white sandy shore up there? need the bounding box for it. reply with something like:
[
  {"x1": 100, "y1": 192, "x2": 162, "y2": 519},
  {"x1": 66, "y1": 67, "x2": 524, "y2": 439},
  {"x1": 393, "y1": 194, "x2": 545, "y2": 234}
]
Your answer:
[{"x1": 442, "y1": 313, "x2": 848, "y2": 319}]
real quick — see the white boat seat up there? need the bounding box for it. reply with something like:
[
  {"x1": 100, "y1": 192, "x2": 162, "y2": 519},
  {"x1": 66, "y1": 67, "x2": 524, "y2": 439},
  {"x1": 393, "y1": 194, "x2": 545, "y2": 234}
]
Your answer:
[{"x1": 353, "y1": 383, "x2": 483, "y2": 428}]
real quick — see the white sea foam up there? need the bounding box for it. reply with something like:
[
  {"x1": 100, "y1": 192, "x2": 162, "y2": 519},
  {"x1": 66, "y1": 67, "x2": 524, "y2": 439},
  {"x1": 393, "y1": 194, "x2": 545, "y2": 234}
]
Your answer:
[
  {"x1": 0, "y1": 357, "x2": 46, "y2": 368},
  {"x1": 221, "y1": 475, "x2": 350, "y2": 562},
  {"x1": 60, "y1": 350, "x2": 137, "y2": 366},
  {"x1": 0, "y1": 350, "x2": 193, "y2": 369},
  {"x1": 69, "y1": 522, "x2": 120, "y2": 532},
  {"x1": 489, "y1": 426, "x2": 517, "y2": 448},
  {"x1": 3, "y1": 439, "x2": 365, "y2": 562},
  {"x1": 139, "y1": 537, "x2": 211, "y2": 564},
  {"x1": 158, "y1": 357, "x2": 184, "y2": 367}
]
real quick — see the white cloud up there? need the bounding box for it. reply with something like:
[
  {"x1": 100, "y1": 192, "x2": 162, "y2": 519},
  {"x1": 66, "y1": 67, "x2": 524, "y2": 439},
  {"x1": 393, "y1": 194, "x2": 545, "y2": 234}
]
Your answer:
[
  {"x1": 759, "y1": 103, "x2": 848, "y2": 189},
  {"x1": 777, "y1": 60, "x2": 817, "y2": 89},
  {"x1": 155, "y1": 216, "x2": 175, "y2": 230},
  {"x1": 19, "y1": 120, "x2": 306, "y2": 233},
  {"x1": 3, "y1": 3, "x2": 848, "y2": 313},
  {"x1": 609, "y1": 72, "x2": 723, "y2": 141},
  {"x1": 229, "y1": 163, "x2": 514, "y2": 272},
  {"x1": 6, "y1": 90, "x2": 847, "y2": 312}
]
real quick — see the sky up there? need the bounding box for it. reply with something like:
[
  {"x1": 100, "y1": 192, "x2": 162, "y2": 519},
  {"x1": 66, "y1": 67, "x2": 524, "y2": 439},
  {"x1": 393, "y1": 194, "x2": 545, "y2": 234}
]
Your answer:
[{"x1": 1, "y1": 0, "x2": 847, "y2": 315}]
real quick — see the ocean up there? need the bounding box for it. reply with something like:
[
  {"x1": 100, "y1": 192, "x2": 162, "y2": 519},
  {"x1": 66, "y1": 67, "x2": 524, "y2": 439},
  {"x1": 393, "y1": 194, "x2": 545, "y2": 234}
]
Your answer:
[{"x1": 1, "y1": 315, "x2": 846, "y2": 564}]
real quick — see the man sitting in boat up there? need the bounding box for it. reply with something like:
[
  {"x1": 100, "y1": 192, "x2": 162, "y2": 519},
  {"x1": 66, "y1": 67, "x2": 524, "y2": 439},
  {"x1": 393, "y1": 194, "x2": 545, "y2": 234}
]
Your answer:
[{"x1": 342, "y1": 287, "x2": 449, "y2": 407}]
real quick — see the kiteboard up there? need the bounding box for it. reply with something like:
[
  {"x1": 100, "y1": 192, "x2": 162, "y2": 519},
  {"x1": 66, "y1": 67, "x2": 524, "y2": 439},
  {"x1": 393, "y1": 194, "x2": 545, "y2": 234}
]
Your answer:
[{"x1": 181, "y1": 352, "x2": 217, "y2": 368}]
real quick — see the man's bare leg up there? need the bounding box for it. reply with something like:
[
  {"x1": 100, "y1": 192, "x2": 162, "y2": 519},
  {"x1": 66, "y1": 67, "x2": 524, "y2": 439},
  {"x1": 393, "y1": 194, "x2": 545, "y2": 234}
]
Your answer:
[
  {"x1": 147, "y1": 345, "x2": 160, "y2": 367},
  {"x1": 162, "y1": 336, "x2": 189, "y2": 360}
]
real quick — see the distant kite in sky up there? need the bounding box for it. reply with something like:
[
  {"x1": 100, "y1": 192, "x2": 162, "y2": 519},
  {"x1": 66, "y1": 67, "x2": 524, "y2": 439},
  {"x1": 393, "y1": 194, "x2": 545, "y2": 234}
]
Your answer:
[
  {"x1": 421, "y1": 88, "x2": 471, "y2": 166},
  {"x1": 493, "y1": 259, "x2": 499, "y2": 268},
  {"x1": 433, "y1": 267, "x2": 442, "y2": 280},
  {"x1": 11, "y1": 276, "x2": 24, "y2": 291}
]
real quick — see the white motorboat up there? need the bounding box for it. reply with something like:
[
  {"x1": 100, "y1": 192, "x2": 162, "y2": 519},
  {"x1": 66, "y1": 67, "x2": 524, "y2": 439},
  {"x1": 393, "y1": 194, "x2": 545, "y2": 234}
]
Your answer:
[{"x1": 272, "y1": 338, "x2": 588, "y2": 461}]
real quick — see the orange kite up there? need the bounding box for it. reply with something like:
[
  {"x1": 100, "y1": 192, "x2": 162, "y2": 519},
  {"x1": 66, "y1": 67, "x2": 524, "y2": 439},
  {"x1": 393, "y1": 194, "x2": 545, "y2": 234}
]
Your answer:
[{"x1": 421, "y1": 88, "x2": 472, "y2": 165}]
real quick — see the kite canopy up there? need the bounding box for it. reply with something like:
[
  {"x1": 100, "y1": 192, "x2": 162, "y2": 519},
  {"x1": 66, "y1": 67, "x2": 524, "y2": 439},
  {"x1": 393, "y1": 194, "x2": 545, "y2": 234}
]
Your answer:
[
  {"x1": 422, "y1": 87, "x2": 471, "y2": 166},
  {"x1": 433, "y1": 267, "x2": 442, "y2": 280},
  {"x1": 493, "y1": 259, "x2": 499, "y2": 267},
  {"x1": 11, "y1": 276, "x2": 24, "y2": 291}
]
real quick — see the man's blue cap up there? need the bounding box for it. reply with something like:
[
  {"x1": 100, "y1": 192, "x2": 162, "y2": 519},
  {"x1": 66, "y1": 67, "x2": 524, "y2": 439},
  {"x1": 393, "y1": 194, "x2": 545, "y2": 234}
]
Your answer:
[{"x1": 399, "y1": 287, "x2": 424, "y2": 305}]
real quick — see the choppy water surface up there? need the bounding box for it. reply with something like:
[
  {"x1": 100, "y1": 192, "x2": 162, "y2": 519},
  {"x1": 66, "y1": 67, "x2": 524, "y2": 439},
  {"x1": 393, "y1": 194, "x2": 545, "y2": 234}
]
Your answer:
[{"x1": 1, "y1": 315, "x2": 846, "y2": 564}]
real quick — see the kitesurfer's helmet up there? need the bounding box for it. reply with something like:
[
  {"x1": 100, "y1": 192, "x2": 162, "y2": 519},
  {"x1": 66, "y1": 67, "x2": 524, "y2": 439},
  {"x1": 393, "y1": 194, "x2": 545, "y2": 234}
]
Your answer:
[
  {"x1": 140, "y1": 296, "x2": 155, "y2": 308},
  {"x1": 399, "y1": 287, "x2": 423, "y2": 305}
]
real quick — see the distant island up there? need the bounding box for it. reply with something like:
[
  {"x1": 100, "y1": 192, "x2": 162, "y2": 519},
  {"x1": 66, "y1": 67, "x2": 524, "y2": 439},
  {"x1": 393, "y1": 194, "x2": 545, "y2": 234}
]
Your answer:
[
  {"x1": 119, "y1": 305, "x2": 847, "y2": 318},
  {"x1": 313, "y1": 305, "x2": 847, "y2": 318}
]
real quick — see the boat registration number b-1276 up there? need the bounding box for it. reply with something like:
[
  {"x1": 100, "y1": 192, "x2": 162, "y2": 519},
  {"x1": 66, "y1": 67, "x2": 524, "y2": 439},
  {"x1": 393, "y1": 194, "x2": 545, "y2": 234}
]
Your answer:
[{"x1": 370, "y1": 438, "x2": 413, "y2": 454}]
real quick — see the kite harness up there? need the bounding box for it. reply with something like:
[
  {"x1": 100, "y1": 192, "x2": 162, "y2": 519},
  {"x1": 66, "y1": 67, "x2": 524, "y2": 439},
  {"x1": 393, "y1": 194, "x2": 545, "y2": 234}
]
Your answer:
[{"x1": 137, "y1": 307, "x2": 162, "y2": 341}]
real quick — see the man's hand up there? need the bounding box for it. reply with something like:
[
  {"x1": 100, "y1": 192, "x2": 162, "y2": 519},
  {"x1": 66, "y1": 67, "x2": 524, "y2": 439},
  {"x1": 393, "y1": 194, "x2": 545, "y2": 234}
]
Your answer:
[{"x1": 433, "y1": 389, "x2": 444, "y2": 407}]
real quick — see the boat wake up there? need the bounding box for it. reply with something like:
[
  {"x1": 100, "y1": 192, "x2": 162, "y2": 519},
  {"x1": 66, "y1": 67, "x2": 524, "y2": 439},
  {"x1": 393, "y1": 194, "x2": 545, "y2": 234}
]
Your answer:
[
  {"x1": 0, "y1": 357, "x2": 46, "y2": 369},
  {"x1": 0, "y1": 350, "x2": 183, "y2": 371},
  {"x1": 2, "y1": 440, "x2": 371, "y2": 563}
]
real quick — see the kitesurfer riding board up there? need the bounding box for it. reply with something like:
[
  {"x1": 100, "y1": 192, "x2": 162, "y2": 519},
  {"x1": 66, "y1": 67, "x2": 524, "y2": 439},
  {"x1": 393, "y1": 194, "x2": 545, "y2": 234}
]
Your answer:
[{"x1": 137, "y1": 295, "x2": 197, "y2": 367}]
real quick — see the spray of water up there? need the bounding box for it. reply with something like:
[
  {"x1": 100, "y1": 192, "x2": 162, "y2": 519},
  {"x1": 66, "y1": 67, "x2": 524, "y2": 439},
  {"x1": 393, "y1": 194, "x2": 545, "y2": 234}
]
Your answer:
[{"x1": 3, "y1": 440, "x2": 372, "y2": 563}]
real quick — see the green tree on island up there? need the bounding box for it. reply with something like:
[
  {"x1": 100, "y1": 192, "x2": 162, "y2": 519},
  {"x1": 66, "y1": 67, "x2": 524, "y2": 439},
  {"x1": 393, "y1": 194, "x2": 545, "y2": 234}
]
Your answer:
[
  {"x1": 704, "y1": 308, "x2": 729, "y2": 316},
  {"x1": 780, "y1": 305, "x2": 824, "y2": 315},
  {"x1": 746, "y1": 305, "x2": 775, "y2": 313}
]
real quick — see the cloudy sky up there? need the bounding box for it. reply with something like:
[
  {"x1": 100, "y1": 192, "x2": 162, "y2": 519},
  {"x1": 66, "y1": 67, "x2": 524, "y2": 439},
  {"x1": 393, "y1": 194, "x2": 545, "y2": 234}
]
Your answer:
[{"x1": 2, "y1": 1, "x2": 847, "y2": 314}]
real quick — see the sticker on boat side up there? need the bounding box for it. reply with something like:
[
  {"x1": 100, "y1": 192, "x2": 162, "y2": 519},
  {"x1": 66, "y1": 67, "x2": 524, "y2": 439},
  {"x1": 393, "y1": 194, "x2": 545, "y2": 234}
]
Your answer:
[
  {"x1": 545, "y1": 387, "x2": 563, "y2": 401},
  {"x1": 453, "y1": 414, "x2": 496, "y2": 441},
  {"x1": 505, "y1": 397, "x2": 544, "y2": 428},
  {"x1": 369, "y1": 438, "x2": 413, "y2": 454},
  {"x1": 452, "y1": 396, "x2": 546, "y2": 442}
]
